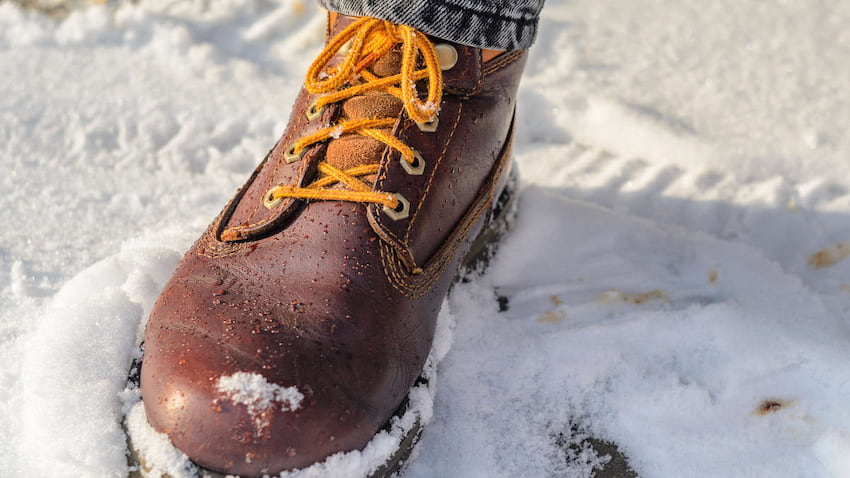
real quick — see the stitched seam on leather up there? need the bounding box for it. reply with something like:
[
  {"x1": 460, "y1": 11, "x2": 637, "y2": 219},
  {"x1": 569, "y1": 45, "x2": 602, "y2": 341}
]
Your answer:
[
  {"x1": 236, "y1": 105, "x2": 309, "y2": 230},
  {"x1": 404, "y1": 101, "x2": 464, "y2": 240},
  {"x1": 327, "y1": 12, "x2": 339, "y2": 39},
  {"x1": 380, "y1": 243, "x2": 420, "y2": 297},
  {"x1": 372, "y1": 116, "x2": 413, "y2": 246},
  {"x1": 381, "y1": 241, "x2": 430, "y2": 298},
  {"x1": 196, "y1": 219, "x2": 245, "y2": 259},
  {"x1": 198, "y1": 218, "x2": 244, "y2": 257},
  {"x1": 385, "y1": 153, "x2": 502, "y2": 297},
  {"x1": 365, "y1": 117, "x2": 421, "y2": 271},
  {"x1": 484, "y1": 51, "x2": 523, "y2": 74},
  {"x1": 368, "y1": 205, "x2": 417, "y2": 270},
  {"x1": 198, "y1": 198, "x2": 245, "y2": 258},
  {"x1": 198, "y1": 147, "x2": 278, "y2": 254},
  {"x1": 472, "y1": 49, "x2": 485, "y2": 92},
  {"x1": 198, "y1": 233, "x2": 244, "y2": 258},
  {"x1": 382, "y1": 123, "x2": 513, "y2": 297},
  {"x1": 443, "y1": 51, "x2": 521, "y2": 96},
  {"x1": 483, "y1": 51, "x2": 524, "y2": 76},
  {"x1": 445, "y1": 49, "x2": 483, "y2": 96},
  {"x1": 399, "y1": 126, "x2": 512, "y2": 286}
]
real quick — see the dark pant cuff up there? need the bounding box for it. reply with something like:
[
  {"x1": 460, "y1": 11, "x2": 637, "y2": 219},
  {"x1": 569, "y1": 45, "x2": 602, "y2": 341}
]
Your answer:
[{"x1": 318, "y1": 0, "x2": 543, "y2": 50}]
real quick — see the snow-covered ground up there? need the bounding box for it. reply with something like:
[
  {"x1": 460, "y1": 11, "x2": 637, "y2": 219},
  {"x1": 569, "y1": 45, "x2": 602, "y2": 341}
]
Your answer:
[{"x1": 3, "y1": 1, "x2": 850, "y2": 477}]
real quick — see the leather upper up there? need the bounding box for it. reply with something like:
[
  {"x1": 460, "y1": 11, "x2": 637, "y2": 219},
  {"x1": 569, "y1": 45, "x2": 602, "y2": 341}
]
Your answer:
[{"x1": 140, "y1": 14, "x2": 527, "y2": 477}]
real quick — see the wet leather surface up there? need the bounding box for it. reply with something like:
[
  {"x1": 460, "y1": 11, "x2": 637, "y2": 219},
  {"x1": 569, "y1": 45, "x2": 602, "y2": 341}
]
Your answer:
[{"x1": 141, "y1": 15, "x2": 527, "y2": 477}]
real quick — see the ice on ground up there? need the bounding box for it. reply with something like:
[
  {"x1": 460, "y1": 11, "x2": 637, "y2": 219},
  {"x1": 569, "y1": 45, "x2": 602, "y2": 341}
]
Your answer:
[{"x1": 3, "y1": 0, "x2": 850, "y2": 477}]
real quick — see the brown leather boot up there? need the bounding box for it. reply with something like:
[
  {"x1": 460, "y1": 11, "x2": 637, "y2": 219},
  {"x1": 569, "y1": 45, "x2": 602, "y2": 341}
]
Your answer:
[{"x1": 138, "y1": 13, "x2": 527, "y2": 477}]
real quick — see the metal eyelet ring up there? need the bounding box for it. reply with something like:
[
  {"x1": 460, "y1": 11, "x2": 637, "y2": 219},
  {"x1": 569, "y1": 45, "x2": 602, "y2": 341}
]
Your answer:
[
  {"x1": 263, "y1": 186, "x2": 284, "y2": 210},
  {"x1": 284, "y1": 145, "x2": 305, "y2": 164},
  {"x1": 435, "y1": 43, "x2": 458, "y2": 71},
  {"x1": 305, "y1": 102, "x2": 326, "y2": 121},
  {"x1": 401, "y1": 151, "x2": 425, "y2": 175},
  {"x1": 416, "y1": 117, "x2": 439, "y2": 132},
  {"x1": 382, "y1": 193, "x2": 410, "y2": 221}
]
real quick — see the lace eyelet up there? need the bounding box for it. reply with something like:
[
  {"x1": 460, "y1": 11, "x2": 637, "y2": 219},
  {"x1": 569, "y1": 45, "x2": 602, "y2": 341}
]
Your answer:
[
  {"x1": 435, "y1": 43, "x2": 458, "y2": 71},
  {"x1": 284, "y1": 145, "x2": 305, "y2": 164},
  {"x1": 401, "y1": 151, "x2": 426, "y2": 175},
  {"x1": 382, "y1": 193, "x2": 410, "y2": 221},
  {"x1": 263, "y1": 186, "x2": 284, "y2": 210},
  {"x1": 416, "y1": 117, "x2": 439, "y2": 132},
  {"x1": 305, "y1": 102, "x2": 326, "y2": 121}
]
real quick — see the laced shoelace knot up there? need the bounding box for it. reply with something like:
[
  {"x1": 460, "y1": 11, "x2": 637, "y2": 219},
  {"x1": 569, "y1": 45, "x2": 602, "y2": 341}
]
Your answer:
[{"x1": 264, "y1": 17, "x2": 456, "y2": 220}]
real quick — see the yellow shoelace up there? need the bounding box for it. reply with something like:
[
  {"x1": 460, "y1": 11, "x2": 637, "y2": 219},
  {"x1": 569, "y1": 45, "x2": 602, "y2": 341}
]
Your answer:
[{"x1": 265, "y1": 17, "x2": 444, "y2": 214}]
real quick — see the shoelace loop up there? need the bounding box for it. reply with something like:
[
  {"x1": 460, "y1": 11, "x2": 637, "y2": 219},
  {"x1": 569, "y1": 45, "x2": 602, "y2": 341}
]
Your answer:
[{"x1": 265, "y1": 18, "x2": 444, "y2": 218}]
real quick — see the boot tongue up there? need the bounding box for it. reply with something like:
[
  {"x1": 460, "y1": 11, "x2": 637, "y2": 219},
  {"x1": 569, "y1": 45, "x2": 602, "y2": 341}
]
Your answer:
[
  {"x1": 369, "y1": 49, "x2": 403, "y2": 78},
  {"x1": 324, "y1": 49, "x2": 404, "y2": 172}
]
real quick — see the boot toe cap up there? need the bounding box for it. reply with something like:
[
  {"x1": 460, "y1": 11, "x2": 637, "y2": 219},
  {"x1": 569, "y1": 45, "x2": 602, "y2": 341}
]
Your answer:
[
  {"x1": 141, "y1": 331, "x2": 385, "y2": 475},
  {"x1": 139, "y1": 272, "x2": 402, "y2": 475}
]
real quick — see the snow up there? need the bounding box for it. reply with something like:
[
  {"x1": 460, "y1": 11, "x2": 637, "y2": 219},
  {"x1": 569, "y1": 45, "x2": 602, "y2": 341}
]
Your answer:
[
  {"x1": 215, "y1": 372, "x2": 304, "y2": 435},
  {"x1": 216, "y1": 373, "x2": 304, "y2": 413},
  {"x1": 128, "y1": 321, "x2": 446, "y2": 478},
  {"x1": 2, "y1": 1, "x2": 850, "y2": 477},
  {"x1": 329, "y1": 124, "x2": 344, "y2": 138},
  {"x1": 125, "y1": 401, "x2": 199, "y2": 478}
]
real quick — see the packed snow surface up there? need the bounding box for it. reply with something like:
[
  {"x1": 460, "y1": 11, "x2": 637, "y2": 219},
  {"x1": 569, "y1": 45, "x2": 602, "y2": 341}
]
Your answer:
[{"x1": 3, "y1": 0, "x2": 850, "y2": 477}]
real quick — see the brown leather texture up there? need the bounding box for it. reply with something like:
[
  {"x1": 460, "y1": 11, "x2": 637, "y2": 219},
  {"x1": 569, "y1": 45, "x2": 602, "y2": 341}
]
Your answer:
[{"x1": 140, "y1": 14, "x2": 527, "y2": 477}]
